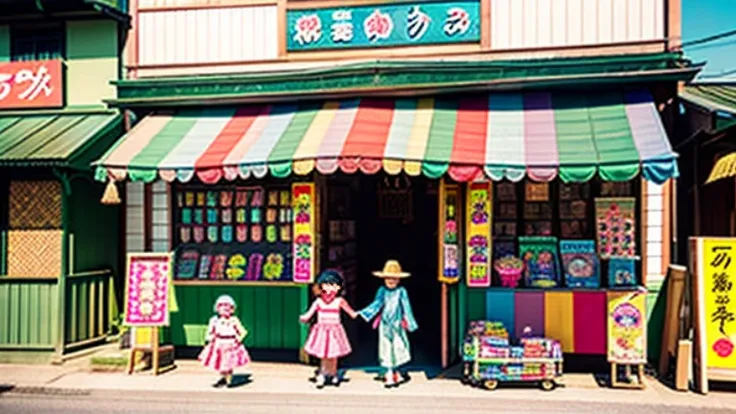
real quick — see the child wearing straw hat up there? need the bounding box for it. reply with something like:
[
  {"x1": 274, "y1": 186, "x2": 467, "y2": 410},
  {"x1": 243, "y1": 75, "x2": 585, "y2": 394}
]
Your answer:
[
  {"x1": 199, "y1": 294, "x2": 250, "y2": 388},
  {"x1": 357, "y1": 260, "x2": 418, "y2": 388}
]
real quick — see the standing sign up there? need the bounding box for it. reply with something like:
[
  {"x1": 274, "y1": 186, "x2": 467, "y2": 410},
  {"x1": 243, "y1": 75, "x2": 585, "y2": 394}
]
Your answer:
[
  {"x1": 691, "y1": 237, "x2": 736, "y2": 393},
  {"x1": 466, "y1": 181, "x2": 491, "y2": 287},
  {"x1": 607, "y1": 290, "x2": 647, "y2": 363},
  {"x1": 124, "y1": 253, "x2": 172, "y2": 327},
  {"x1": 292, "y1": 183, "x2": 316, "y2": 283},
  {"x1": 287, "y1": 0, "x2": 480, "y2": 51},
  {"x1": 0, "y1": 60, "x2": 63, "y2": 109}
]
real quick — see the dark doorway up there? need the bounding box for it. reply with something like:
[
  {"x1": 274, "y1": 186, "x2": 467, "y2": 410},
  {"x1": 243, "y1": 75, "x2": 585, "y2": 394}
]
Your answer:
[{"x1": 343, "y1": 174, "x2": 441, "y2": 371}]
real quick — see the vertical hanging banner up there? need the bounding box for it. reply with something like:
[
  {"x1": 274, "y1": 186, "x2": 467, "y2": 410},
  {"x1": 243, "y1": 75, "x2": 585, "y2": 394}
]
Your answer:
[
  {"x1": 607, "y1": 290, "x2": 647, "y2": 363},
  {"x1": 292, "y1": 183, "x2": 316, "y2": 283},
  {"x1": 466, "y1": 181, "x2": 492, "y2": 287},
  {"x1": 124, "y1": 253, "x2": 173, "y2": 327},
  {"x1": 439, "y1": 183, "x2": 461, "y2": 284}
]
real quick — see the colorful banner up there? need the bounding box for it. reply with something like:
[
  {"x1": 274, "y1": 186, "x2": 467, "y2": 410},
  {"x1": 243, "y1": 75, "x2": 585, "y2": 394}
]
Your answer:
[
  {"x1": 702, "y1": 239, "x2": 736, "y2": 369},
  {"x1": 0, "y1": 60, "x2": 63, "y2": 109},
  {"x1": 560, "y1": 240, "x2": 600, "y2": 288},
  {"x1": 519, "y1": 236, "x2": 560, "y2": 288},
  {"x1": 466, "y1": 181, "x2": 492, "y2": 287},
  {"x1": 287, "y1": 0, "x2": 480, "y2": 51},
  {"x1": 124, "y1": 253, "x2": 172, "y2": 327},
  {"x1": 595, "y1": 198, "x2": 636, "y2": 258},
  {"x1": 292, "y1": 183, "x2": 316, "y2": 283},
  {"x1": 440, "y1": 183, "x2": 461, "y2": 284},
  {"x1": 607, "y1": 291, "x2": 647, "y2": 363}
]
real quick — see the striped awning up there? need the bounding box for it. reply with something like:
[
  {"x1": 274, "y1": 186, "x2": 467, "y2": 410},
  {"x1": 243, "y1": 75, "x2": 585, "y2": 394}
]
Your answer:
[
  {"x1": 706, "y1": 152, "x2": 736, "y2": 184},
  {"x1": 95, "y1": 90, "x2": 678, "y2": 185}
]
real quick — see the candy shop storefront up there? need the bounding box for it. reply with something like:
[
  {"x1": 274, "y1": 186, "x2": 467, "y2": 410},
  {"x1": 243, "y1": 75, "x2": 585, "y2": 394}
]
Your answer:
[{"x1": 94, "y1": 83, "x2": 680, "y2": 371}]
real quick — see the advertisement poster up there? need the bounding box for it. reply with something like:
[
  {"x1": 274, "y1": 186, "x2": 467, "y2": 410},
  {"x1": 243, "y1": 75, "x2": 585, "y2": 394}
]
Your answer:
[
  {"x1": 607, "y1": 291, "x2": 646, "y2": 363},
  {"x1": 439, "y1": 183, "x2": 461, "y2": 284},
  {"x1": 292, "y1": 183, "x2": 316, "y2": 283},
  {"x1": 125, "y1": 253, "x2": 172, "y2": 327},
  {"x1": 595, "y1": 198, "x2": 636, "y2": 258},
  {"x1": 702, "y1": 238, "x2": 736, "y2": 370},
  {"x1": 466, "y1": 181, "x2": 492, "y2": 287}
]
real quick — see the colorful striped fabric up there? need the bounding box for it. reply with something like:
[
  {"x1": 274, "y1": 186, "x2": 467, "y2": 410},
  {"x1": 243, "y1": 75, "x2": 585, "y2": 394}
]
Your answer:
[{"x1": 95, "y1": 91, "x2": 678, "y2": 185}]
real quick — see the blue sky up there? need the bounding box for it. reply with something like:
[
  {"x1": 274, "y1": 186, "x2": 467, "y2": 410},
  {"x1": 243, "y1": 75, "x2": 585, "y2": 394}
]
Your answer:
[{"x1": 684, "y1": 0, "x2": 736, "y2": 78}]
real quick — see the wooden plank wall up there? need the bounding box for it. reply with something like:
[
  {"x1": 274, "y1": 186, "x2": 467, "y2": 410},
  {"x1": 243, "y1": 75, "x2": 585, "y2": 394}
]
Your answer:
[
  {"x1": 169, "y1": 285, "x2": 302, "y2": 349},
  {"x1": 489, "y1": 0, "x2": 665, "y2": 50},
  {"x1": 0, "y1": 280, "x2": 58, "y2": 349}
]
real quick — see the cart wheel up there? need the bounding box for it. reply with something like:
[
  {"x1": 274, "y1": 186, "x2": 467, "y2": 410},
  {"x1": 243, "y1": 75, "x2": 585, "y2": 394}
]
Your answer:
[
  {"x1": 483, "y1": 380, "x2": 499, "y2": 390},
  {"x1": 540, "y1": 380, "x2": 556, "y2": 391}
]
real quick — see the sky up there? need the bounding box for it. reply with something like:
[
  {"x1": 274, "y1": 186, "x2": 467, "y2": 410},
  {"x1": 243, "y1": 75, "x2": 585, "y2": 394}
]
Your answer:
[{"x1": 683, "y1": 0, "x2": 736, "y2": 78}]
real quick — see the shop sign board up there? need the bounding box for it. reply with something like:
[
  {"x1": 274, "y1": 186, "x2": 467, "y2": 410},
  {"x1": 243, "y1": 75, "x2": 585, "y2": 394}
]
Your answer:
[
  {"x1": 124, "y1": 253, "x2": 172, "y2": 327},
  {"x1": 607, "y1": 290, "x2": 647, "y2": 363},
  {"x1": 292, "y1": 183, "x2": 316, "y2": 284},
  {"x1": 691, "y1": 237, "x2": 736, "y2": 393},
  {"x1": 466, "y1": 181, "x2": 491, "y2": 287},
  {"x1": 287, "y1": 0, "x2": 481, "y2": 51},
  {"x1": 0, "y1": 60, "x2": 63, "y2": 109}
]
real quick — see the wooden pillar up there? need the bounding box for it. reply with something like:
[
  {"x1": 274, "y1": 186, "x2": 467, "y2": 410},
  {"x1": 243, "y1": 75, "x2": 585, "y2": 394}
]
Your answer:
[{"x1": 666, "y1": 0, "x2": 682, "y2": 50}]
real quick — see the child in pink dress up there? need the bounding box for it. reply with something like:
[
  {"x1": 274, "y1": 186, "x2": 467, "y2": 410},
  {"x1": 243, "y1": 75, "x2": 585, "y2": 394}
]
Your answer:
[
  {"x1": 300, "y1": 269, "x2": 357, "y2": 388},
  {"x1": 199, "y1": 295, "x2": 250, "y2": 388}
]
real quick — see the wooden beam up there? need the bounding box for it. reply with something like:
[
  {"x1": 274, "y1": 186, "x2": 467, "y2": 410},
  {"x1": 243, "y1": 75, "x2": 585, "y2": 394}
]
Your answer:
[
  {"x1": 480, "y1": 0, "x2": 491, "y2": 50},
  {"x1": 662, "y1": 179, "x2": 672, "y2": 275},
  {"x1": 667, "y1": 0, "x2": 682, "y2": 50},
  {"x1": 277, "y1": 0, "x2": 287, "y2": 57},
  {"x1": 640, "y1": 178, "x2": 649, "y2": 287}
]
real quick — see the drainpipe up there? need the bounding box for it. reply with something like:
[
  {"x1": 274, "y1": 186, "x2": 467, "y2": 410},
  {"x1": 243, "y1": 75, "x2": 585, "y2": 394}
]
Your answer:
[{"x1": 52, "y1": 168, "x2": 72, "y2": 363}]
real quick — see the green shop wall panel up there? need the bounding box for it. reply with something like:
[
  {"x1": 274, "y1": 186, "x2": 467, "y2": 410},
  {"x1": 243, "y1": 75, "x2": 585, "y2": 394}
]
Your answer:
[
  {"x1": 466, "y1": 289, "x2": 486, "y2": 322},
  {"x1": 0, "y1": 26, "x2": 9, "y2": 62},
  {"x1": 65, "y1": 20, "x2": 118, "y2": 107},
  {"x1": 0, "y1": 280, "x2": 58, "y2": 349},
  {"x1": 646, "y1": 279, "x2": 666, "y2": 363},
  {"x1": 169, "y1": 285, "x2": 303, "y2": 349}
]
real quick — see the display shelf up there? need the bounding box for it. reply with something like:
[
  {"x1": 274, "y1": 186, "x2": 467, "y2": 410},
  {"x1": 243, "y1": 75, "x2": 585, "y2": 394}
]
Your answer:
[
  {"x1": 172, "y1": 280, "x2": 300, "y2": 287},
  {"x1": 476, "y1": 357, "x2": 562, "y2": 364}
]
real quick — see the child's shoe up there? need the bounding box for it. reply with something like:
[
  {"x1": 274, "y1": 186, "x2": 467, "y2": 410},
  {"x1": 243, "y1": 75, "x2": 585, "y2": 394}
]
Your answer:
[
  {"x1": 315, "y1": 373, "x2": 326, "y2": 389},
  {"x1": 212, "y1": 377, "x2": 227, "y2": 388},
  {"x1": 384, "y1": 371, "x2": 395, "y2": 389}
]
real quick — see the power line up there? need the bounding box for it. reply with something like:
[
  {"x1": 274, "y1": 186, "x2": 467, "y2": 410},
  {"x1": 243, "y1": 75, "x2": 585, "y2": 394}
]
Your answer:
[
  {"x1": 700, "y1": 68, "x2": 736, "y2": 78},
  {"x1": 682, "y1": 29, "x2": 736, "y2": 48}
]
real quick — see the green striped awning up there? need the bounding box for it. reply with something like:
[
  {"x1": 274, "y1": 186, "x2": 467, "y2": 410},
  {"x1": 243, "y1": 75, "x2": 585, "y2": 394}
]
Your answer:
[
  {"x1": 0, "y1": 112, "x2": 123, "y2": 168},
  {"x1": 95, "y1": 90, "x2": 678, "y2": 184}
]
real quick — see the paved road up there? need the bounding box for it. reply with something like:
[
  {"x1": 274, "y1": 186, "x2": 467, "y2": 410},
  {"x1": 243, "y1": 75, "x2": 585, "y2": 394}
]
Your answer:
[{"x1": 2, "y1": 389, "x2": 736, "y2": 414}]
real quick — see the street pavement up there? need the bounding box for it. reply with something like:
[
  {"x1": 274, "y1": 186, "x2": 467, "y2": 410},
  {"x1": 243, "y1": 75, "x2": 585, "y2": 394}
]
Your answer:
[
  {"x1": 2, "y1": 361, "x2": 736, "y2": 413},
  {"x1": 2, "y1": 389, "x2": 736, "y2": 414}
]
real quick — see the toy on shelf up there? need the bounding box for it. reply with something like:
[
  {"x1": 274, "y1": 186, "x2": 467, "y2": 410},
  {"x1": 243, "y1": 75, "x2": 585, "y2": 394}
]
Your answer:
[
  {"x1": 494, "y1": 255, "x2": 524, "y2": 288},
  {"x1": 462, "y1": 320, "x2": 563, "y2": 391}
]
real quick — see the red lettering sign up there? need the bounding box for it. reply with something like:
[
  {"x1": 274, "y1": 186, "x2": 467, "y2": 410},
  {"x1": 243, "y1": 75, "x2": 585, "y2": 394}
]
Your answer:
[{"x1": 0, "y1": 60, "x2": 63, "y2": 109}]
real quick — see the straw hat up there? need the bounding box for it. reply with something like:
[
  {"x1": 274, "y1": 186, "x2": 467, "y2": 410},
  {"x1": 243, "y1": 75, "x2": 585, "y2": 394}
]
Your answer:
[{"x1": 372, "y1": 260, "x2": 411, "y2": 278}]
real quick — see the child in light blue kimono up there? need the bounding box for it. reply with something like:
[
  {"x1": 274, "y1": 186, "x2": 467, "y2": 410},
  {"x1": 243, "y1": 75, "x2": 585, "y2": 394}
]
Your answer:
[{"x1": 357, "y1": 260, "x2": 418, "y2": 388}]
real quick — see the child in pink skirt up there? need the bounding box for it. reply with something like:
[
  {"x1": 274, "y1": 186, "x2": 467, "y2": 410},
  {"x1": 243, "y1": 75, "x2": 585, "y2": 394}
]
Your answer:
[
  {"x1": 300, "y1": 269, "x2": 357, "y2": 388},
  {"x1": 199, "y1": 295, "x2": 250, "y2": 388}
]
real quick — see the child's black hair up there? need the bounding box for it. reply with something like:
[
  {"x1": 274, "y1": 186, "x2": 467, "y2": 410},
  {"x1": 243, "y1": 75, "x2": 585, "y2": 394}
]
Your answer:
[{"x1": 316, "y1": 269, "x2": 344, "y2": 288}]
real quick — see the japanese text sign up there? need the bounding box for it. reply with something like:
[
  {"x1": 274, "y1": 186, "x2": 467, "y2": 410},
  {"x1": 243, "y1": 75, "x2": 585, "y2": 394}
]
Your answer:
[
  {"x1": 695, "y1": 238, "x2": 736, "y2": 370},
  {"x1": 607, "y1": 291, "x2": 647, "y2": 363},
  {"x1": 0, "y1": 60, "x2": 63, "y2": 109},
  {"x1": 466, "y1": 181, "x2": 492, "y2": 288},
  {"x1": 292, "y1": 183, "x2": 316, "y2": 284},
  {"x1": 124, "y1": 253, "x2": 172, "y2": 327},
  {"x1": 287, "y1": 0, "x2": 480, "y2": 51}
]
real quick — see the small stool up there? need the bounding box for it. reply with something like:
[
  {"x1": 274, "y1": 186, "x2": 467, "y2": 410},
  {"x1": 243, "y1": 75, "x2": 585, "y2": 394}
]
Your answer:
[
  {"x1": 610, "y1": 363, "x2": 645, "y2": 389},
  {"x1": 127, "y1": 345, "x2": 175, "y2": 375}
]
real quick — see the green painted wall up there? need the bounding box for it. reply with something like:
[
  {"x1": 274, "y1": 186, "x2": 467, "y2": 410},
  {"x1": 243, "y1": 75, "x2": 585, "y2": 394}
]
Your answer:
[
  {"x1": 0, "y1": 26, "x2": 9, "y2": 62},
  {"x1": 65, "y1": 273, "x2": 112, "y2": 345},
  {"x1": 65, "y1": 20, "x2": 118, "y2": 107},
  {"x1": 68, "y1": 177, "x2": 121, "y2": 276},
  {"x1": 0, "y1": 280, "x2": 58, "y2": 349},
  {"x1": 646, "y1": 279, "x2": 667, "y2": 364},
  {"x1": 168, "y1": 285, "x2": 304, "y2": 350}
]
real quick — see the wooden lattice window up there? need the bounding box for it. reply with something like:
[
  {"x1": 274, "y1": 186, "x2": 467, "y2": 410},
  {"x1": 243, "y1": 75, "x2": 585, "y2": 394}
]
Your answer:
[{"x1": 9, "y1": 180, "x2": 62, "y2": 230}]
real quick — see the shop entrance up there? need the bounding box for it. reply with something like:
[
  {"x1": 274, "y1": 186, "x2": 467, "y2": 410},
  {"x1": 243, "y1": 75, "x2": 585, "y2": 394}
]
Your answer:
[{"x1": 334, "y1": 174, "x2": 441, "y2": 371}]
